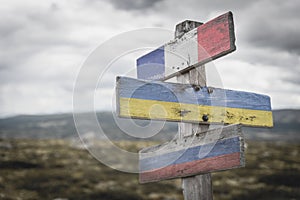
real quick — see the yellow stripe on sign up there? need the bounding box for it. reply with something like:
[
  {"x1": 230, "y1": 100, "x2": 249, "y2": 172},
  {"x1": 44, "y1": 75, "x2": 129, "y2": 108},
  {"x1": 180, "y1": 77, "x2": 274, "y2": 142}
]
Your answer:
[{"x1": 119, "y1": 97, "x2": 273, "y2": 127}]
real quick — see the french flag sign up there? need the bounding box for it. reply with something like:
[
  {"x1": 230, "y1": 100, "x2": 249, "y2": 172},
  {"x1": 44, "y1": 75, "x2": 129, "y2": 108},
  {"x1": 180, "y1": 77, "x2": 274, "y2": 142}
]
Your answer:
[{"x1": 137, "y1": 12, "x2": 236, "y2": 80}]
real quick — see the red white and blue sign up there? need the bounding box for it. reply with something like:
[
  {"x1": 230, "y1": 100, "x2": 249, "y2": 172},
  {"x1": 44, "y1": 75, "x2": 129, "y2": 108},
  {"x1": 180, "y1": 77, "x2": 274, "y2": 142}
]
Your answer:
[{"x1": 137, "y1": 12, "x2": 236, "y2": 80}]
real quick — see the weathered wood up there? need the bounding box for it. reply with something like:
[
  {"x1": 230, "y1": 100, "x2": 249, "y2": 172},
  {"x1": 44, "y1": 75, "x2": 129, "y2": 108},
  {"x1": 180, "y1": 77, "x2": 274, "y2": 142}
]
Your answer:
[
  {"x1": 175, "y1": 20, "x2": 203, "y2": 39},
  {"x1": 116, "y1": 76, "x2": 273, "y2": 127},
  {"x1": 179, "y1": 51, "x2": 211, "y2": 199},
  {"x1": 136, "y1": 12, "x2": 236, "y2": 80},
  {"x1": 183, "y1": 174, "x2": 212, "y2": 200},
  {"x1": 178, "y1": 21, "x2": 210, "y2": 200},
  {"x1": 139, "y1": 124, "x2": 245, "y2": 183}
]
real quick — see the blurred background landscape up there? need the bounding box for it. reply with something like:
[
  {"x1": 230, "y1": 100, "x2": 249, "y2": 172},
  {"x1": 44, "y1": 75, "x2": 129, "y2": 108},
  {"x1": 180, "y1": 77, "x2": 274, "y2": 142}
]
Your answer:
[{"x1": 0, "y1": 109, "x2": 299, "y2": 200}]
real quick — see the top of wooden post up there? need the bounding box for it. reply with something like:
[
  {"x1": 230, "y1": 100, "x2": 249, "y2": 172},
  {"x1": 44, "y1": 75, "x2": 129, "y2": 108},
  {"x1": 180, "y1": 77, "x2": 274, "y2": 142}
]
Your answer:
[{"x1": 175, "y1": 20, "x2": 203, "y2": 39}]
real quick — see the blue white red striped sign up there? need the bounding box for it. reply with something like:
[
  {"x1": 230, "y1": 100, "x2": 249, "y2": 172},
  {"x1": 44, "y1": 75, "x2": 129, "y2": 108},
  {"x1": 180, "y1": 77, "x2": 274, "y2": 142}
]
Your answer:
[
  {"x1": 137, "y1": 12, "x2": 236, "y2": 80},
  {"x1": 139, "y1": 124, "x2": 245, "y2": 183}
]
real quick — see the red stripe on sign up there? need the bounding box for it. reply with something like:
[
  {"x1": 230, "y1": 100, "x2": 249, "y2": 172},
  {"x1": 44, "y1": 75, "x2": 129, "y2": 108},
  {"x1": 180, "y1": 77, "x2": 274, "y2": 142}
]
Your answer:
[
  {"x1": 197, "y1": 12, "x2": 235, "y2": 62},
  {"x1": 139, "y1": 152, "x2": 241, "y2": 183}
]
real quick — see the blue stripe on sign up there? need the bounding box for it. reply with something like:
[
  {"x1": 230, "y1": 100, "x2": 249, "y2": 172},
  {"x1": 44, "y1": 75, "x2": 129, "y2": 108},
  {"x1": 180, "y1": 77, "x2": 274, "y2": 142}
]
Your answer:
[
  {"x1": 137, "y1": 46, "x2": 165, "y2": 80},
  {"x1": 118, "y1": 77, "x2": 272, "y2": 111},
  {"x1": 140, "y1": 137, "x2": 241, "y2": 172}
]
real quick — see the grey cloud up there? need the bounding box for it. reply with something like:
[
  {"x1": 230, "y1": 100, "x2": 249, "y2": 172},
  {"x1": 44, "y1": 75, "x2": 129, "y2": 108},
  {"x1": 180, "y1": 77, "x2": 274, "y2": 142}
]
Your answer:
[
  {"x1": 245, "y1": 20, "x2": 300, "y2": 55},
  {"x1": 0, "y1": 2, "x2": 85, "y2": 72},
  {"x1": 187, "y1": 0, "x2": 254, "y2": 10},
  {"x1": 0, "y1": 20, "x2": 23, "y2": 39},
  {"x1": 287, "y1": 70, "x2": 300, "y2": 84},
  {"x1": 0, "y1": 6, "x2": 79, "y2": 47},
  {"x1": 143, "y1": 0, "x2": 256, "y2": 26},
  {"x1": 0, "y1": 2, "x2": 87, "y2": 105},
  {"x1": 107, "y1": 0, "x2": 163, "y2": 11},
  {"x1": 230, "y1": 44, "x2": 300, "y2": 88},
  {"x1": 283, "y1": 73, "x2": 300, "y2": 86},
  {"x1": 50, "y1": 3, "x2": 59, "y2": 11},
  {"x1": 232, "y1": 46, "x2": 300, "y2": 70},
  {"x1": 240, "y1": 0, "x2": 300, "y2": 55}
]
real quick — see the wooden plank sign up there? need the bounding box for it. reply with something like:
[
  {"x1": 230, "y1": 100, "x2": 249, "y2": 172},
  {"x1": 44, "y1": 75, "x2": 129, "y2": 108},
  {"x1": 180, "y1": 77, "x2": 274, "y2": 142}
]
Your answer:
[
  {"x1": 137, "y1": 12, "x2": 235, "y2": 80},
  {"x1": 116, "y1": 76, "x2": 273, "y2": 127},
  {"x1": 139, "y1": 124, "x2": 245, "y2": 183}
]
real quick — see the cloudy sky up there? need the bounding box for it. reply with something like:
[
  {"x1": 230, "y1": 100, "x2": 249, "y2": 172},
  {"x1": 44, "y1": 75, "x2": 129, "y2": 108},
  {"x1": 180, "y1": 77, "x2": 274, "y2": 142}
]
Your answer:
[{"x1": 1, "y1": 0, "x2": 299, "y2": 117}]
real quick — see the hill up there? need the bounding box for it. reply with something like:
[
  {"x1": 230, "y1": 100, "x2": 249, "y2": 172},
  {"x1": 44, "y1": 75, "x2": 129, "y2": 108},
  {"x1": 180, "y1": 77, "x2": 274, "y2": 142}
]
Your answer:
[{"x1": 0, "y1": 109, "x2": 299, "y2": 141}]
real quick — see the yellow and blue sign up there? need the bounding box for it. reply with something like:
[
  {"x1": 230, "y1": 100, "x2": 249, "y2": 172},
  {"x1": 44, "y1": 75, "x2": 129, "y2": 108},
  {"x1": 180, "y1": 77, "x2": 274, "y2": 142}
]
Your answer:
[{"x1": 116, "y1": 76, "x2": 273, "y2": 127}]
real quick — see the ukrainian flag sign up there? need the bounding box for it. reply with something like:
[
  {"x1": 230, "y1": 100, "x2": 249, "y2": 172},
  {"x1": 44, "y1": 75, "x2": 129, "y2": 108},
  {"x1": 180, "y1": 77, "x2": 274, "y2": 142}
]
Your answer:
[{"x1": 116, "y1": 76, "x2": 273, "y2": 127}]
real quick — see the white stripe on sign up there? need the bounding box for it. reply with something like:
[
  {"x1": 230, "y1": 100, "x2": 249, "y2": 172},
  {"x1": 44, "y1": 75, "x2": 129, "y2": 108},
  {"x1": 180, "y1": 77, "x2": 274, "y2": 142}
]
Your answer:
[{"x1": 164, "y1": 28, "x2": 198, "y2": 73}]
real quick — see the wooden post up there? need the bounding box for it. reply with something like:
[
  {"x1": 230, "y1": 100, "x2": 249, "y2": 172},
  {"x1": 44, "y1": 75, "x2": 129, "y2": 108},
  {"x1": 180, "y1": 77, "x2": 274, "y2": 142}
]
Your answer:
[{"x1": 175, "y1": 21, "x2": 213, "y2": 200}]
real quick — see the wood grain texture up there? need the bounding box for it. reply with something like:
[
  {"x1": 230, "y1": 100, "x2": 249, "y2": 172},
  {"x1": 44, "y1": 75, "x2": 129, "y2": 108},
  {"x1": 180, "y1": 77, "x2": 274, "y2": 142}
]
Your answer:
[
  {"x1": 140, "y1": 152, "x2": 242, "y2": 183},
  {"x1": 178, "y1": 61, "x2": 211, "y2": 198},
  {"x1": 140, "y1": 138, "x2": 242, "y2": 171},
  {"x1": 197, "y1": 11, "x2": 235, "y2": 63},
  {"x1": 136, "y1": 12, "x2": 236, "y2": 81},
  {"x1": 116, "y1": 76, "x2": 273, "y2": 127},
  {"x1": 183, "y1": 174, "x2": 212, "y2": 200},
  {"x1": 139, "y1": 124, "x2": 245, "y2": 183},
  {"x1": 136, "y1": 46, "x2": 165, "y2": 80}
]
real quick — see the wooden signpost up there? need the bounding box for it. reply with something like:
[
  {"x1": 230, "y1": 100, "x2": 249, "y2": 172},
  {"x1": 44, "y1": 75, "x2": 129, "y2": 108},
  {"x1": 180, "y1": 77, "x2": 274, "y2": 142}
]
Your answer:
[{"x1": 115, "y1": 11, "x2": 273, "y2": 200}]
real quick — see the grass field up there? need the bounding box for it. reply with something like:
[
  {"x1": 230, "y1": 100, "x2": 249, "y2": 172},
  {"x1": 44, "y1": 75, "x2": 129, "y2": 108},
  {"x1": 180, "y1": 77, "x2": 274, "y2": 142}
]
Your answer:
[{"x1": 0, "y1": 139, "x2": 299, "y2": 200}]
